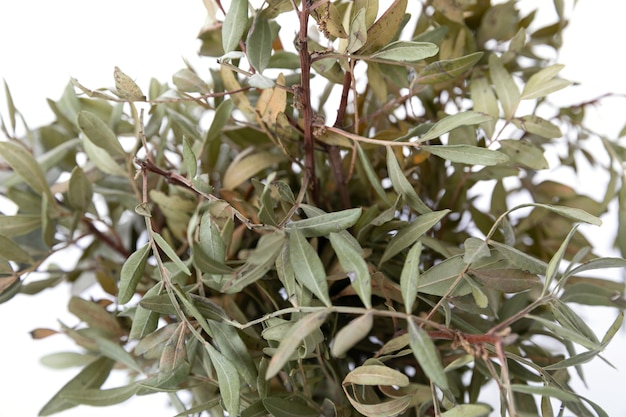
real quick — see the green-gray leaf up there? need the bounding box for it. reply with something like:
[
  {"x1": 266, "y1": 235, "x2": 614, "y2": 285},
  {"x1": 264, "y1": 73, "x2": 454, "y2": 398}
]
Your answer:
[
  {"x1": 329, "y1": 232, "x2": 371, "y2": 308},
  {"x1": 39, "y1": 357, "x2": 115, "y2": 416},
  {"x1": 498, "y1": 139, "x2": 549, "y2": 169},
  {"x1": 331, "y1": 312, "x2": 373, "y2": 357},
  {"x1": 400, "y1": 241, "x2": 422, "y2": 313},
  {"x1": 489, "y1": 54, "x2": 520, "y2": 120},
  {"x1": 246, "y1": 16, "x2": 272, "y2": 73},
  {"x1": 380, "y1": 209, "x2": 449, "y2": 264},
  {"x1": 67, "y1": 166, "x2": 93, "y2": 211},
  {"x1": 408, "y1": 319, "x2": 448, "y2": 389},
  {"x1": 118, "y1": 243, "x2": 151, "y2": 304},
  {"x1": 222, "y1": 0, "x2": 248, "y2": 54},
  {"x1": 371, "y1": 41, "x2": 438, "y2": 62},
  {"x1": 386, "y1": 146, "x2": 431, "y2": 214},
  {"x1": 422, "y1": 145, "x2": 508, "y2": 166},
  {"x1": 206, "y1": 343, "x2": 241, "y2": 416},
  {"x1": 0, "y1": 141, "x2": 53, "y2": 200},
  {"x1": 288, "y1": 228, "x2": 331, "y2": 306},
  {"x1": 290, "y1": 207, "x2": 362, "y2": 237},
  {"x1": 266, "y1": 310, "x2": 329, "y2": 379},
  {"x1": 417, "y1": 111, "x2": 493, "y2": 143},
  {"x1": 61, "y1": 384, "x2": 139, "y2": 407},
  {"x1": 77, "y1": 111, "x2": 126, "y2": 157}
]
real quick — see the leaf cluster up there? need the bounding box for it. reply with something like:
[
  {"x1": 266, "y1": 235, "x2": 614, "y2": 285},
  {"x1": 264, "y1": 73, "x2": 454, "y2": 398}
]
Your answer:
[{"x1": 1, "y1": 0, "x2": 626, "y2": 416}]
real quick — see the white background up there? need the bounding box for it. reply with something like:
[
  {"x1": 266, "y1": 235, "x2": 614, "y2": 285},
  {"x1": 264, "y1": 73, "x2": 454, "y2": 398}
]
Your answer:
[{"x1": 1, "y1": 1, "x2": 625, "y2": 416}]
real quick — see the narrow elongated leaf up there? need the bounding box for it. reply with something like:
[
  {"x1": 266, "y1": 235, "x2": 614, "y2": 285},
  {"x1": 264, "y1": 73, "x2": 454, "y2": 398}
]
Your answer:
[
  {"x1": 532, "y1": 203, "x2": 602, "y2": 226},
  {"x1": 417, "y1": 51, "x2": 483, "y2": 84},
  {"x1": 380, "y1": 209, "x2": 449, "y2": 264},
  {"x1": 174, "y1": 399, "x2": 222, "y2": 417},
  {"x1": 543, "y1": 349, "x2": 602, "y2": 370},
  {"x1": 331, "y1": 312, "x2": 373, "y2": 357},
  {"x1": 488, "y1": 240, "x2": 547, "y2": 274},
  {"x1": 290, "y1": 208, "x2": 362, "y2": 237},
  {"x1": 68, "y1": 296, "x2": 123, "y2": 338},
  {"x1": 67, "y1": 166, "x2": 93, "y2": 211},
  {"x1": 3, "y1": 80, "x2": 17, "y2": 132},
  {"x1": 408, "y1": 319, "x2": 448, "y2": 389},
  {"x1": 510, "y1": 384, "x2": 578, "y2": 402},
  {"x1": 356, "y1": 0, "x2": 407, "y2": 55},
  {"x1": 182, "y1": 137, "x2": 197, "y2": 178},
  {"x1": 288, "y1": 228, "x2": 331, "y2": 306},
  {"x1": 355, "y1": 0, "x2": 378, "y2": 27},
  {"x1": 343, "y1": 364, "x2": 409, "y2": 386},
  {"x1": 204, "y1": 99, "x2": 234, "y2": 146},
  {"x1": 129, "y1": 283, "x2": 162, "y2": 339},
  {"x1": 489, "y1": 54, "x2": 520, "y2": 120},
  {"x1": 0, "y1": 141, "x2": 53, "y2": 199},
  {"x1": 522, "y1": 64, "x2": 571, "y2": 99},
  {"x1": 463, "y1": 237, "x2": 491, "y2": 264},
  {"x1": 471, "y1": 70, "x2": 499, "y2": 138},
  {"x1": 39, "y1": 357, "x2": 115, "y2": 416},
  {"x1": 40, "y1": 352, "x2": 97, "y2": 370},
  {"x1": 418, "y1": 111, "x2": 493, "y2": 142},
  {"x1": 0, "y1": 234, "x2": 33, "y2": 264},
  {"x1": 158, "y1": 323, "x2": 187, "y2": 374},
  {"x1": 440, "y1": 404, "x2": 491, "y2": 417},
  {"x1": 551, "y1": 299, "x2": 599, "y2": 344},
  {"x1": 222, "y1": 0, "x2": 248, "y2": 53},
  {"x1": 346, "y1": 7, "x2": 367, "y2": 53},
  {"x1": 173, "y1": 69, "x2": 210, "y2": 94},
  {"x1": 527, "y1": 315, "x2": 602, "y2": 350},
  {"x1": 134, "y1": 322, "x2": 178, "y2": 357},
  {"x1": 514, "y1": 115, "x2": 562, "y2": 138},
  {"x1": 61, "y1": 384, "x2": 139, "y2": 406},
  {"x1": 418, "y1": 255, "x2": 471, "y2": 296},
  {"x1": 82, "y1": 137, "x2": 126, "y2": 176},
  {"x1": 565, "y1": 257, "x2": 626, "y2": 279},
  {"x1": 208, "y1": 321, "x2": 258, "y2": 385},
  {"x1": 118, "y1": 243, "x2": 151, "y2": 304},
  {"x1": 346, "y1": 394, "x2": 413, "y2": 417},
  {"x1": 153, "y1": 232, "x2": 191, "y2": 276},
  {"x1": 0, "y1": 214, "x2": 41, "y2": 237},
  {"x1": 206, "y1": 343, "x2": 241, "y2": 416},
  {"x1": 498, "y1": 139, "x2": 549, "y2": 169},
  {"x1": 422, "y1": 145, "x2": 508, "y2": 166},
  {"x1": 371, "y1": 41, "x2": 438, "y2": 62},
  {"x1": 262, "y1": 397, "x2": 319, "y2": 417},
  {"x1": 95, "y1": 337, "x2": 142, "y2": 373},
  {"x1": 357, "y1": 143, "x2": 391, "y2": 204},
  {"x1": 470, "y1": 268, "x2": 540, "y2": 293},
  {"x1": 223, "y1": 151, "x2": 285, "y2": 190},
  {"x1": 601, "y1": 311, "x2": 624, "y2": 346},
  {"x1": 266, "y1": 310, "x2": 329, "y2": 379},
  {"x1": 386, "y1": 147, "x2": 431, "y2": 214},
  {"x1": 329, "y1": 232, "x2": 371, "y2": 308},
  {"x1": 77, "y1": 111, "x2": 126, "y2": 157},
  {"x1": 222, "y1": 231, "x2": 285, "y2": 293},
  {"x1": 246, "y1": 17, "x2": 272, "y2": 73},
  {"x1": 544, "y1": 225, "x2": 578, "y2": 292},
  {"x1": 400, "y1": 241, "x2": 421, "y2": 313}
]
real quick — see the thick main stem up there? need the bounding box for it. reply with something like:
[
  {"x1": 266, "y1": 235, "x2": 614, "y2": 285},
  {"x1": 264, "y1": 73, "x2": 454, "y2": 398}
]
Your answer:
[{"x1": 297, "y1": 0, "x2": 319, "y2": 203}]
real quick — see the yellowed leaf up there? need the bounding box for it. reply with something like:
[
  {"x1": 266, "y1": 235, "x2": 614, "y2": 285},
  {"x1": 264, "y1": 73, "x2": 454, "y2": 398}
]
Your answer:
[
  {"x1": 223, "y1": 151, "x2": 285, "y2": 190},
  {"x1": 256, "y1": 73, "x2": 286, "y2": 126},
  {"x1": 113, "y1": 66, "x2": 145, "y2": 101},
  {"x1": 220, "y1": 65, "x2": 254, "y2": 119},
  {"x1": 356, "y1": 0, "x2": 407, "y2": 55}
]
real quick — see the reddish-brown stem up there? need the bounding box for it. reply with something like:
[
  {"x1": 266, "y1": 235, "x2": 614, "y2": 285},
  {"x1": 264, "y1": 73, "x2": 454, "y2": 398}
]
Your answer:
[
  {"x1": 82, "y1": 219, "x2": 130, "y2": 258},
  {"x1": 326, "y1": 70, "x2": 354, "y2": 209},
  {"x1": 296, "y1": 0, "x2": 319, "y2": 204}
]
